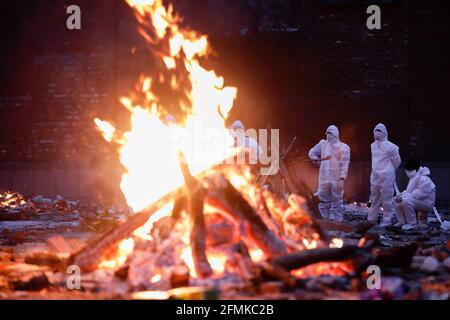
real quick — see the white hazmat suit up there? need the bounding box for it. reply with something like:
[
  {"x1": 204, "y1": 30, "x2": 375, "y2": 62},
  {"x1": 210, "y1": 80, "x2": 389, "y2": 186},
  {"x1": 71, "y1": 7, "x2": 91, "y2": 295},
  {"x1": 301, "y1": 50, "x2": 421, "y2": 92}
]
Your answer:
[
  {"x1": 395, "y1": 166, "x2": 436, "y2": 226},
  {"x1": 367, "y1": 123, "x2": 401, "y2": 225},
  {"x1": 309, "y1": 125, "x2": 350, "y2": 220},
  {"x1": 230, "y1": 120, "x2": 263, "y2": 163}
]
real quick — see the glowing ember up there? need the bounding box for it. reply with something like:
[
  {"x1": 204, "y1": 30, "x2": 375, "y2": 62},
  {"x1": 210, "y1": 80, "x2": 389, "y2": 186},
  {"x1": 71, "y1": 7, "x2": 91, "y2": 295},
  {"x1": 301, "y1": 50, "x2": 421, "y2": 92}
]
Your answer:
[
  {"x1": 249, "y1": 248, "x2": 265, "y2": 262},
  {"x1": 0, "y1": 191, "x2": 27, "y2": 209},
  {"x1": 207, "y1": 252, "x2": 228, "y2": 275},
  {"x1": 181, "y1": 246, "x2": 197, "y2": 278},
  {"x1": 329, "y1": 238, "x2": 344, "y2": 248},
  {"x1": 291, "y1": 261, "x2": 353, "y2": 278},
  {"x1": 302, "y1": 239, "x2": 318, "y2": 250},
  {"x1": 99, "y1": 237, "x2": 135, "y2": 269},
  {"x1": 94, "y1": 118, "x2": 116, "y2": 142},
  {"x1": 180, "y1": 246, "x2": 228, "y2": 278},
  {"x1": 151, "y1": 274, "x2": 162, "y2": 283},
  {"x1": 133, "y1": 201, "x2": 174, "y2": 240}
]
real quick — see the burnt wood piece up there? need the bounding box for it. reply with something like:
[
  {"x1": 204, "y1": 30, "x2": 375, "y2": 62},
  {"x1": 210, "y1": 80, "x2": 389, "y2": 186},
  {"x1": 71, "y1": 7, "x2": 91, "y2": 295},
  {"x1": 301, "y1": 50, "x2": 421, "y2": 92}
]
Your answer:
[
  {"x1": 259, "y1": 261, "x2": 297, "y2": 287},
  {"x1": 288, "y1": 194, "x2": 328, "y2": 242},
  {"x1": 206, "y1": 175, "x2": 287, "y2": 258},
  {"x1": 317, "y1": 220, "x2": 374, "y2": 235},
  {"x1": 70, "y1": 190, "x2": 178, "y2": 272},
  {"x1": 230, "y1": 241, "x2": 260, "y2": 281},
  {"x1": 272, "y1": 246, "x2": 361, "y2": 271},
  {"x1": 294, "y1": 179, "x2": 322, "y2": 219},
  {"x1": 178, "y1": 152, "x2": 212, "y2": 278},
  {"x1": 271, "y1": 244, "x2": 414, "y2": 274},
  {"x1": 172, "y1": 196, "x2": 186, "y2": 221}
]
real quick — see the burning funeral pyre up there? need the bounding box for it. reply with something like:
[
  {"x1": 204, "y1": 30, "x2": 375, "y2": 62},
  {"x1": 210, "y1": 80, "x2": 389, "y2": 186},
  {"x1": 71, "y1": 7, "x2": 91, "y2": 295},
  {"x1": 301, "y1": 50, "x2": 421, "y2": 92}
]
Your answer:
[
  {"x1": 1, "y1": 0, "x2": 450, "y2": 300},
  {"x1": 80, "y1": 0, "x2": 355, "y2": 291}
]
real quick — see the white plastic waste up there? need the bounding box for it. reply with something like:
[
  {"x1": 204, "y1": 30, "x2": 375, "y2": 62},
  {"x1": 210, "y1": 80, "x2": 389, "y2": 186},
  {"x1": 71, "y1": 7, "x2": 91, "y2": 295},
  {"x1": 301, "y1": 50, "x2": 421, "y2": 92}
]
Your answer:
[
  {"x1": 440, "y1": 220, "x2": 450, "y2": 231},
  {"x1": 421, "y1": 256, "x2": 440, "y2": 273}
]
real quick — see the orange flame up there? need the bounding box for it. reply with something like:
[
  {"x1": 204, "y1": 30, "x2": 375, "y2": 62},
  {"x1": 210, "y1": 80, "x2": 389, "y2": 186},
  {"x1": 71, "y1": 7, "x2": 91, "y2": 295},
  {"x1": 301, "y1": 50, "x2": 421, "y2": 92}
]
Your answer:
[
  {"x1": 99, "y1": 237, "x2": 135, "y2": 269},
  {"x1": 95, "y1": 0, "x2": 237, "y2": 213}
]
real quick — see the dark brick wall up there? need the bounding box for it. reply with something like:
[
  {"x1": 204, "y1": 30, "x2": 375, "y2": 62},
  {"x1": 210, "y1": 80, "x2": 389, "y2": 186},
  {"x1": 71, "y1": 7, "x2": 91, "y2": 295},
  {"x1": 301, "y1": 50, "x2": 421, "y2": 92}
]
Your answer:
[{"x1": 0, "y1": 0, "x2": 449, "y2": 166}]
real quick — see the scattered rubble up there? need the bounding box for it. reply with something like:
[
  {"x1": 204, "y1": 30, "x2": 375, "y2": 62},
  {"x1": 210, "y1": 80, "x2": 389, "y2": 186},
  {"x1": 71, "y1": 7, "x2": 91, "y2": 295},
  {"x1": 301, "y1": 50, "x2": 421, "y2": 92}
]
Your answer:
[{"x1": 1, "y1": 187, "x2": 450, "y2": 300}]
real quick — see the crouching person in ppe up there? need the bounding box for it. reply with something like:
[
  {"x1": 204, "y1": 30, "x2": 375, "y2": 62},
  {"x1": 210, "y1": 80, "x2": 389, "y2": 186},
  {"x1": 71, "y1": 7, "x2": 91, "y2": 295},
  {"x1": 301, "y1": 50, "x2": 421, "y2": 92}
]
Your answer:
[
  {"x1": 394, "y1": 160, "x2": 436, "y2": 231},
  {"x1": 308, "y1": 125, "x2": 350, "y2": 221}
]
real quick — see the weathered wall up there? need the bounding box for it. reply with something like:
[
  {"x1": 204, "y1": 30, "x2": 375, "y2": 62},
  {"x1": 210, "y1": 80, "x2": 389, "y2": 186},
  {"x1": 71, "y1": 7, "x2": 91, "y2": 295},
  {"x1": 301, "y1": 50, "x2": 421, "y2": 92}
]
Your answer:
[{"x1": 0, "y1": 0, "x2": 449, "y2": 202}]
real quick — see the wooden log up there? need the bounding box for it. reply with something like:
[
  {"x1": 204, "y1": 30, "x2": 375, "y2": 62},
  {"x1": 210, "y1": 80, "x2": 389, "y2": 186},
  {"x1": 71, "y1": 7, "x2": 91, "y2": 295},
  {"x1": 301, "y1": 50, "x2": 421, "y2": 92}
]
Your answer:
[
  {"x1": 227, "y1": 241, "x2": 260, "y2": 281},
  {"x1": 294, "y1": 179, "x2": 321, "y2": 219},
  {"x1": 255, "y1": 190, "x2": 284, "y2": 237},
  {"x1": 172, "y1": 195, "x2": 186, "y2": 221},
  {"x1": 178, "y1": 152, "x2": 212, "y2": 278},
  {"x1": 170, "y1": 264, "x2": 190, "y2": 288},
  {"x1": 69, "y1": 190, "x2": 178, "y2": 272},
  {"x1": 317, "y1": 220, "x2": 356, "y2": 233},
  {"x1": 317, "y1": 220, "x2": 374, "y2": 235},
  {"x1": 259, "y1": 261, "x2": 297, "y2": 287},
  {"x1": 47, "y1": 236, "x2": 72, "y2": 254},
  {"x1": 279, "y1": 159, "x2": 299, "y2": 195},
  {"x1": 288, "y1": 194, "x2": 328, "y2": 242},
  {"x1": 205, "y1": 174, "x2": 287, "y2": 258},
  {"x1": 370, "y1": 243, "x2": 418, "y2": 269},
  {"x1": 272, "y1": 246, "x2": 361, "y2": 271},
  {"x1": 260, "y1": 189, "x2": 288, "y2": 233},
  {"x1": 24, "y1": 251, "x2": 68, "y2": 270}
]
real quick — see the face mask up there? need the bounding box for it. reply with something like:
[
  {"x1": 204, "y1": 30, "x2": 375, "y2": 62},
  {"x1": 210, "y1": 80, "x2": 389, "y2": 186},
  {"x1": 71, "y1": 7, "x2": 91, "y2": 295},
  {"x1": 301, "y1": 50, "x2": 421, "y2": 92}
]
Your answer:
[
  {"x1": 406, "y1": 170, "x2": 417, "y2": 178},
  {"x1": 374, "y1": 130, "x2": 383, "y2": 140},
  {"x1": 326, "y1": 132, "x2": 333, "y2": 142}
]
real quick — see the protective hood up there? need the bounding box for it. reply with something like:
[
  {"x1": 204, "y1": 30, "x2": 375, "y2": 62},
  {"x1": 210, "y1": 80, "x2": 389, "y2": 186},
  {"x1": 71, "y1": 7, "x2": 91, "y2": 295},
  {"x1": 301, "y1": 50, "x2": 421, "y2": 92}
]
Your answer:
[
  {"x1": 417, "y1": 166, "x2": 431, "y2": 176},
  {"x1": 326, "y1": 125, "x2": 340, "y2": 143},
  {"x1": 374, "y1": 123, "x2": 388, "y2": 141},
  {"x1": 164, "y1": 114, "x2": 176, "y2": 125},
  {"x1": 230, "y1": 120, "x2": 244, "y2": 131}
]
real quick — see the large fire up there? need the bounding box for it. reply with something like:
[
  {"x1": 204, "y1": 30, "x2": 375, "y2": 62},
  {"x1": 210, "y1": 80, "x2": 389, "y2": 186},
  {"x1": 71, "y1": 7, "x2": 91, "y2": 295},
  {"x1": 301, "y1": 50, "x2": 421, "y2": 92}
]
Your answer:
[
  {"x1": 92, "y1": 0, "x2": 348, "y2": 282},
  {"x1": 94, "y1": 0, "x2": 240, "y2": 275},
  {"x1": 95, "y1": 0, "x2": 237, "y2": 213}
]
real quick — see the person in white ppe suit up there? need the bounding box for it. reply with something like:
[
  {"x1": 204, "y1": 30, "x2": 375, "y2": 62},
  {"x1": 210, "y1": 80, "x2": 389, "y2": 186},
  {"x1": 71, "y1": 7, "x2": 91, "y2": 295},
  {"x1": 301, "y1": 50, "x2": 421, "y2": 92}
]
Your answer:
[
  {"x1": 394, "y1": 160, "x2": 436, "y2": 231},
  {"x1": 230, "y1": 120, "x2": 263, "y2": 163},
  {"x1": 367, "y1": 123, "x2": 401, "y2": 227},
  {"x1": 308, "y1": 125, "x2": 350, "y2": 221}
]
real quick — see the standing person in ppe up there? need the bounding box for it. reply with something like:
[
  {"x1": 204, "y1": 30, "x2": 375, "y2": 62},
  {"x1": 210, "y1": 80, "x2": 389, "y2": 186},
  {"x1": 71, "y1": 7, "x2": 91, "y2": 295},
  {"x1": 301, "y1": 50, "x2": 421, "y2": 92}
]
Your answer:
[
  {"x1": 394, "y1": 160, "x2": 436, "y2": 231},
  {"x1": 309, "y1": 125, "x2": 350, "y2": 221},
  {"x1": 229, "y1": 120, "x2": 263, "y2": 163},
  {"x1": 367, "y1": 123, "x2": 401, "y2": 227}
]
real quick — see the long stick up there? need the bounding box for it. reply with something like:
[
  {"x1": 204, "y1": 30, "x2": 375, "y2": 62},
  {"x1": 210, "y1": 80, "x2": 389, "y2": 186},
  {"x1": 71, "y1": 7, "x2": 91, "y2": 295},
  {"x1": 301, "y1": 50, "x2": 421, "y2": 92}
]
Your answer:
[
  {"x1": 271, "y1": 246, "x2": 360, "y2": 271},
  {"x1": 70, "y1": 190, "x2": 179, "y2": 272},
  {"x1": 178, "y1": 152, "x2": 212, "y2": 278},
  {"x1": 255, "y1": 136, "x2": 297, "y2": 186},
  {"x1": 394, "y1": 182, "x2": 400, "y2": 196},
  {"x1": 433, "y1": 207, "x2": 443, "y2": 225}
]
